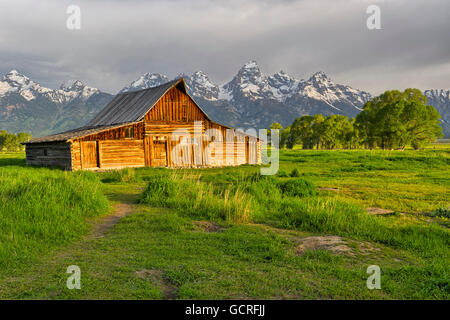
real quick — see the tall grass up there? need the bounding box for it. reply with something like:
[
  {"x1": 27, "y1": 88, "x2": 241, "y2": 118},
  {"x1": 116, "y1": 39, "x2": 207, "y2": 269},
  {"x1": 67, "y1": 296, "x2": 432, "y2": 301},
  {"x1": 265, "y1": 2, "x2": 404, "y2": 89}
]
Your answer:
[
  {"x1": 0, "y1": 166, "x2": 110, "y2": 270},
  {"x1": 139, "y1": 168, "x2": 448, "y2": 264},
  {"x1": 140, "y1": 172, "x2": 251, "y2": 223}
]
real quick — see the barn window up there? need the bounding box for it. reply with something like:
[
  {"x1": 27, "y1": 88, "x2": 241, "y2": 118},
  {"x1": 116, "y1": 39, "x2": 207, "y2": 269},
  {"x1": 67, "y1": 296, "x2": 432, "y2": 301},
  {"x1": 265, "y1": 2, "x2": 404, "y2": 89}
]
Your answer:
[
  {"x1": 125, "y1": 127, "x2": 134, "y2": 138},
  {"x1": 43, "y1": 148, "x2": 48, "y2": 156}
]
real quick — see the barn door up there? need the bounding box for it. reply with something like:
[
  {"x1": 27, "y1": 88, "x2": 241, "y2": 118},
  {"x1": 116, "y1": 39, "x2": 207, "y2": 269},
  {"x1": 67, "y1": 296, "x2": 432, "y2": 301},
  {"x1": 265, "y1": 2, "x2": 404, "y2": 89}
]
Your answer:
[
  {"x1": 81, "y1": 141, "x2": 99, "y2": 168},
  {"x1": 152, "y1": 139, "x2": 168, "y2": 167}
]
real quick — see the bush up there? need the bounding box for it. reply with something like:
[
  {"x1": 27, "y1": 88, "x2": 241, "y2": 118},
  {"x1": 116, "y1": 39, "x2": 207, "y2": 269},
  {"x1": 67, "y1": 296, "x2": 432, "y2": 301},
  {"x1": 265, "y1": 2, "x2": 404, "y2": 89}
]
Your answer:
[
  {"x1": 290, "y1": 168, "x2": 301, "y2": 177},
  {"x1": 277, "y1": 170, "x2": 289, "y2": 177},
  {"x1": 140, "y1": 174, "x2": 177, "y2": 206},
  {"x1": 279, "y1": 178, "x2": 316, "y2": 197},
  {"x1": 428, "y1": 208, "x2": 450, "y2": 219}
]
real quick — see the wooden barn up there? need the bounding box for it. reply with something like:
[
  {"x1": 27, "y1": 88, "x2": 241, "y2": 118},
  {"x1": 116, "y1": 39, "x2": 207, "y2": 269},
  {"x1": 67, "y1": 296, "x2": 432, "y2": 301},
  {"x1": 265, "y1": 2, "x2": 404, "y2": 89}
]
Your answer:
[{"x1": 24, "y1": 78, "x2": 261, "y2": 171}]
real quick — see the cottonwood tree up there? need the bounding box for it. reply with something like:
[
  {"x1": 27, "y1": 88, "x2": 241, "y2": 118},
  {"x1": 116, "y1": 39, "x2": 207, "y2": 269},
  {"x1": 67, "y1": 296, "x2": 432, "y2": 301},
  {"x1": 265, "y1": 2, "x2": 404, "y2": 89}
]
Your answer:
[{"x1": 356, "y1": 89, "x2": 443, "y2": 150}]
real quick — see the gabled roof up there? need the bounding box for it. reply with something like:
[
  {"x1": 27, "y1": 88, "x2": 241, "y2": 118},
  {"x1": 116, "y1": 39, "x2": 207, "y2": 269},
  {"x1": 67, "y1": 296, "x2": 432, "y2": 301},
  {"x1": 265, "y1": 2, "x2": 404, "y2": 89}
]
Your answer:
[
  {"x1": 24, "y1": 123, "x2": 138, "y2": 144},
  {"x1": 87, "y1": 78, "x2": 210, "y2": 126},
  {"x1": 25, "y1": 78, "x2": 213, "y2": 144}
]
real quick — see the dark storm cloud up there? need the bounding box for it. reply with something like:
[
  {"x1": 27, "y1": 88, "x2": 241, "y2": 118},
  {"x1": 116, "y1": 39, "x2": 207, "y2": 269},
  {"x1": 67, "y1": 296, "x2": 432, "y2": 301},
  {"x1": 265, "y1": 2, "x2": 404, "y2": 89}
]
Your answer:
[{"x1": 0, "y1": 0, "x2": 448, "y2": 94}]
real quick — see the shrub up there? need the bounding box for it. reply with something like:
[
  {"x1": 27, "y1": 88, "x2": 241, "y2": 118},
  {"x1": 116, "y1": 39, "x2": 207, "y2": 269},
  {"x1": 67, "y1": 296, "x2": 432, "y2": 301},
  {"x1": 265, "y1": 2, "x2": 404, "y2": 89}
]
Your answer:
[
  {"x1": 140, "y1": 174, "x2": 177, "y2": 206},
  {"x1": 279, "y1": 178, "x2": 316, "y2": 197},
  {"x1": 277, "y1": 170, "x2": 289, "y2": 177},
  {"x1": 290, "y1": 168, "x2": 301, "y2": 177},
  {"x1": 428, "y1": 208, "x2": 450, "y2": 219}
]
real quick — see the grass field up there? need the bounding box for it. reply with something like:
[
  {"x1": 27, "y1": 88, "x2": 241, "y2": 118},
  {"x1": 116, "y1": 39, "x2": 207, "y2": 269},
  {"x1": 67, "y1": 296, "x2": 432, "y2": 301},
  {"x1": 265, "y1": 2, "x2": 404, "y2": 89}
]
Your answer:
[{"x1": 0, "y1": 147, "x2": 448, "y2": 299}]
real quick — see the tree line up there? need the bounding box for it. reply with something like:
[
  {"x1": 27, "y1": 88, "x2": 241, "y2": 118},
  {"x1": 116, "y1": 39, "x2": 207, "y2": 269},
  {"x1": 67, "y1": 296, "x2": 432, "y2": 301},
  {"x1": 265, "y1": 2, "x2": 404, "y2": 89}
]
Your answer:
[
  {"x1": 268, "y1": 89, "x2": 443, "y2": 150},
  {"x1": 0, "y1": 130, "x2": 32, "y2": 152}
]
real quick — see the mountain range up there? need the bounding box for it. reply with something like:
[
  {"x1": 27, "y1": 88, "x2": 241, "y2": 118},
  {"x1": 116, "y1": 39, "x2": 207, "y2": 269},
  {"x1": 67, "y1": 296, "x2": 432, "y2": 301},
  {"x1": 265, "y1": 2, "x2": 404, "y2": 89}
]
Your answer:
[{"x1": 1, "y1": 61, "x2": 449, "y2": 137}]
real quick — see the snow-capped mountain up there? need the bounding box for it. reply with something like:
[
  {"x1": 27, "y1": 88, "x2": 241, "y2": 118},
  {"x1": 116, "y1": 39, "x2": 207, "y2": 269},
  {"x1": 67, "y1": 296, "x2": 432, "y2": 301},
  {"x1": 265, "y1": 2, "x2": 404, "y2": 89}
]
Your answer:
[
  {"x1": 267, "y1": 70, "x2": 302, "y2": 102},
  {"x1": 0, "y1": 70, "x2": 54, "y2": 102},
  {"x1": 118, "y1": 61, "x2": 373, "y2": 128},
  {"x1": 119, "y1": 73, "x2": 168, "y2": 93},
  {"x1": 1, "y1": 63, "x2": 448, "y2": 137},
  {"x1": 0, "y1": 70, "x2": 112, "y2": 136},
  {"x1": 0, "y1": 70, "x2": 101, "y2": 104},
  {"x1": 220, "y1": 60, "x2": 275, "y2": 101},
  {"x1": 424, "y1": 89, "x2": 450, "y2": 136},
  {"x1": 185, "y1": 71, "x2": 219, "y2": 101}
]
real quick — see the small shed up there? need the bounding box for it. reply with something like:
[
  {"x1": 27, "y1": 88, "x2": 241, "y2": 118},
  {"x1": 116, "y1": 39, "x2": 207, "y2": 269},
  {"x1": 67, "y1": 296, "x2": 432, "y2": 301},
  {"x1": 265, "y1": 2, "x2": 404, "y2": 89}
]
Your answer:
[{"x1": 24, "y1": 78, "x2": 260, "y2": 170}]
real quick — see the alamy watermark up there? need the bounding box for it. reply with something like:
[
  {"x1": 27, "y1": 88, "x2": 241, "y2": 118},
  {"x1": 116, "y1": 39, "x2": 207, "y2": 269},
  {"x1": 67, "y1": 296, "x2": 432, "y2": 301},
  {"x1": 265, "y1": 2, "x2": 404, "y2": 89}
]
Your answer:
[
  {"x1": 366, "y1": 265, "x2": 381, "y2": 289},
  {"x1": 366, "y1": 5, "x2": 381, "y2": 30},
  {"x1": 66, "y1": 5, "x2": 81, "y2": 30},
  {"x1": 165, "y1": 121, "x2": 279, "y2": 175},
  {"x1": 66, "y1": 265, "x2": 81, "y2": 289}
]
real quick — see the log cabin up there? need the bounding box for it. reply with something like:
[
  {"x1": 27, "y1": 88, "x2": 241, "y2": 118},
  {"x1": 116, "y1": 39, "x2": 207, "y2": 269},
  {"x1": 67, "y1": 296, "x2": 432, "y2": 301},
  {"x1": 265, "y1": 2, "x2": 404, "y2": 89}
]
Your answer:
[{"x1": 24, "y1": 78, "x2": 261, "y2": 171}]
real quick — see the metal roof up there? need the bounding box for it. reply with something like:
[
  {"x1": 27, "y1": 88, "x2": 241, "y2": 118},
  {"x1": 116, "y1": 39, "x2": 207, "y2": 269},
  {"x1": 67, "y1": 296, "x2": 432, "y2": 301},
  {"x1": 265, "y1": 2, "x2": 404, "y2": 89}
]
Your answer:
[
  {"x1": 24, "y1": 123, "x2": 137, "y2": 144},
  {"x1": 23, "y1": 78, "x2": 253, "y2": 144},
  {"x1": 88, "y1": 78, "x2": 181, "y2": 126}
]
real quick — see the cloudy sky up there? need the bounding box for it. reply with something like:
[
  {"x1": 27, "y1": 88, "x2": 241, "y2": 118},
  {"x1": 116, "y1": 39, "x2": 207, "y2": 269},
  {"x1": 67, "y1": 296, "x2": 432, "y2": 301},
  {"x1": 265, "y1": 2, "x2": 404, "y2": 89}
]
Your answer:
[{"x1": 0, "y1": 0, "x2": 448, "y2": 95}]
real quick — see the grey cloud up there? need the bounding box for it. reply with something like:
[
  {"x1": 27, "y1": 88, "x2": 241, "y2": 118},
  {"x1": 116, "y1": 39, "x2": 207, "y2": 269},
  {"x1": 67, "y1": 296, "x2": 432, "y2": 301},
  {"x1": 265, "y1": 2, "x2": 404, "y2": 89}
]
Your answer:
[{"x1": 0, "y1": 0, "x2": 448, "y2": 95}]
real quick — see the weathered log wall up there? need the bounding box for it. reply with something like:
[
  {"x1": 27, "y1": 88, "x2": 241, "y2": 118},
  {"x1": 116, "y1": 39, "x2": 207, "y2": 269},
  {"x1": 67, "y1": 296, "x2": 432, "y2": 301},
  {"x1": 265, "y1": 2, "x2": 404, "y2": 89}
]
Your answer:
[
  {"x1": 25, "y1": 142, "x2": 72, "y2": 170},
  {"x1": 30, "y1": 83, "x2": 261, "y2": 171},
  {"x1": 145, "y1": 86, "x2": 207, "y2": 122},
  {"x1": 71, "y1": 139, "x2": 145, "y2": 170}
]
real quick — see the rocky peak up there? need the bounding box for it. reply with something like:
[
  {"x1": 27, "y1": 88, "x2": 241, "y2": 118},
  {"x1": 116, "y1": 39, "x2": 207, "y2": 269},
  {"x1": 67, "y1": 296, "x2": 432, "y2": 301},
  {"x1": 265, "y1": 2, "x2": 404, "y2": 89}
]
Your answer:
[
  {"x1": 187, "y1": 71, "x2": 219, "y2": 101},
  {"x1": 221, "y1": 60, "x2": 272, "y2": 101},
  {"x1": 120, "y1": 73, "x2": 169, "y2": 93}
]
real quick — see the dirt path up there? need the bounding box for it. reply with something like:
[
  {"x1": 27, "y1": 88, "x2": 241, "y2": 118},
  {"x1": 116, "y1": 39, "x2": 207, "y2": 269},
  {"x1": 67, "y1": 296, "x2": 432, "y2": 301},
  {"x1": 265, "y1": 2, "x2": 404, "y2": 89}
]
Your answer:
[{"x1": 87, "y1": 202, "x2": 135, "y2": 239}]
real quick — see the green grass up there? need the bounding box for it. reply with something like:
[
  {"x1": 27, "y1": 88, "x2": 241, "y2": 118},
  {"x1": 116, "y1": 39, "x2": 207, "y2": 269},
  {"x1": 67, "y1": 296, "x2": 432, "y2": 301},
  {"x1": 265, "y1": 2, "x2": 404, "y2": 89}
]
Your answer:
[
  {"x1": 0, "y1": 148, "x2": 448, "y2": 299},
  {"x1": 0, "y1": 154, "x2": 110, "y2": 271}
]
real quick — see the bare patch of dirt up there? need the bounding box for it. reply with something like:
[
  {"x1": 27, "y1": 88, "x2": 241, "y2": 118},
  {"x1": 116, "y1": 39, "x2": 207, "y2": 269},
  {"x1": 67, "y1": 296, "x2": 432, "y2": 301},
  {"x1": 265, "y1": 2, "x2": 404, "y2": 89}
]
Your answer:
[
  {"x1": 367, "y1": 207, "x2": 394, "y2": 215},
  {"x1": 87, "y1": 203, "x2": 134, "y2": 239},
  {"x1": 358, "y1": 242, "x2": 381, "y2": 255},
  {"x1": 295, "y1": 236, "x2": 355, "y2": 256},
  {"x1": 192, "y1": 221, "x2": 226, "y2": 233},
  {"x1": 318, "y1": 187, "x2": 340, "y2": 192},
  {"x1": 135, "y1": 269, "x2": 177, "y2": 299}
]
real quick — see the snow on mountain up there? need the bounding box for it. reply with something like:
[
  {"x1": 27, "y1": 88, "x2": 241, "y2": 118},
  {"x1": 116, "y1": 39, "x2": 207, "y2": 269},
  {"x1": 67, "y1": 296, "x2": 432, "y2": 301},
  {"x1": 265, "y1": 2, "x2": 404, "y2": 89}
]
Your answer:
[
  {"x1": 267, "y1": 70, "x2": 302, "y2": 102},
  {"x1": 424, "y1": 89, "x2": 450, "y2": 136},
  {"x1": 119, "y1": 73, "x2": 169, "y2": 93},
  {"x1": 0, "y1": 70, "x2": 100, "y2": 104},
  {"x1": 188, "y1": 71, "x2": 219, "y2": 101},
  {"x1": 0, "y1": 70, "x2": 53, "y2": 101},
  {"x1": 118, "y1": 61, "x2": 373, "y2": 122},
  {"x1": 55, "y1": 80, "x2": 100, "y2": 103},
  {"x1": 293, "y1": 71, "x2": 372, "y2": 112},
  {"x1": 424, "y1": 89, "x2": 450, "y2": 104},
  {"x1": 1, "y1": 65, "x2": 449, "y2": 137},
  {"x1": 220, "y1": 60, "x2": 274, "y2": 101}
]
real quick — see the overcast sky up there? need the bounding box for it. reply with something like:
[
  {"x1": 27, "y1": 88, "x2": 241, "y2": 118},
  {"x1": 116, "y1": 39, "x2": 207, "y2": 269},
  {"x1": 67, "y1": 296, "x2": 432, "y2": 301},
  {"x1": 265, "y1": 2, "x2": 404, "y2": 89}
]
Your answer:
[{"x1": 0, "y1": 0, "x2": 448, "y2": 95}]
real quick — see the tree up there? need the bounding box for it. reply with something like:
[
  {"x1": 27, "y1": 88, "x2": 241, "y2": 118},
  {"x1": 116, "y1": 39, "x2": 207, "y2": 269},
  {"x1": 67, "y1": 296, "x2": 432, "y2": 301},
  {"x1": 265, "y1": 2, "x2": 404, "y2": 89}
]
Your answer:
[
  {"x1": 280, "y1": 126, "x2": 291, "y2": 149},
  {"x1": 0, "y1": 130, "x2": 32, "y2": 151},
  {"x1": 311, "y1": 114, "x2": 326, "y2": 149},
  {"x1": 266, "y1": 122, "x2": 283, "y2": 146},
  {"x1": 356, "y1": 89, "x2": 443, "y2": 150},
  {"x1": 17, "y1": 132, "x2": 32, "y2": 151},
  {"x1": 290, "y1": 116, "x2": 315, "y2": 149}
]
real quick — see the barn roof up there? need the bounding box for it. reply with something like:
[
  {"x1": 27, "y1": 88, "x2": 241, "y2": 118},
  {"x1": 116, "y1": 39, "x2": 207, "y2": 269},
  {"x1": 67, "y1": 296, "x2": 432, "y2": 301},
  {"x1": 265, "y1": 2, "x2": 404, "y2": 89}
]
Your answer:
[
  {"x1": 25, "y1": 78, "x2": 214, "y2": 144},
  {"x1": 24, "y1": 122, "x2": 139, "y2": 144},
  {"x1": 88, "y1": 78, "x2": 211, "y2": 126}
]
